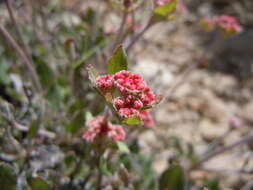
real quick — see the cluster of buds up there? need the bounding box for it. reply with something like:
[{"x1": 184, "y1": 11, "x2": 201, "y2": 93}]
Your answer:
[
  {"x1": 83, "y1": 116, "x2": 125, "y2": 142},
  {"x1": 95, "y1": 70, "x2": 155, "y2": 127},
  {"x1": 201, "y1": 15, "x2": 242, "y2": 35}
]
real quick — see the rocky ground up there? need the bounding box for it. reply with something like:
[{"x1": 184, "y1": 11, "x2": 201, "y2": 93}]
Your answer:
[{"x1": 131, "y1": 9, "x2": 253, "y2": 190}]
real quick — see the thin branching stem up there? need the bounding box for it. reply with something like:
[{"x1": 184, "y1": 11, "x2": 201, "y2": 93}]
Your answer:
[
  {"x1": 190, "y1": 133, "x2": 253, "y2": 170},
  {"x1": 126, "y1": 19, "x2": 153, "y2": 52},
  {"x1": 112, "y1": 10, "x2": 128, "y2": 51},
  {"x1": 5, "y1": 0, "x2": 31, "y2": 61},
  {"x1": 0, "y1": 25, "x2": 42, "y2": 92}
]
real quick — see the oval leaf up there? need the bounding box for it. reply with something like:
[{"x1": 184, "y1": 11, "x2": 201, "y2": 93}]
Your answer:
[
  {"x1": 153, "y1": 0, "x2": 177, "y2": 19},
  {"x1": 87, "y1": 65, "x2": 99, "y2": 87},
  {"x1": 159, "y1": 166, "x2": 185, "y2": 190},
  {"x1": 123, "y1": 115, "x2": 142, "y2": 125},
  {"x1": 28, "y1": 120, "x2": 40, "y2": 140},
  {"x1": 27, "y1": 176, "x2": 52, "y2": 190},
  {"x1": 116, "y1": 141, "x2": 130, "y2": 154},
  {"x1": 0, "y1": 163, "x2": 17, "y2": 190},
  {"x1": 107, "y1": 45, "x2": 128, "y2": 74}
]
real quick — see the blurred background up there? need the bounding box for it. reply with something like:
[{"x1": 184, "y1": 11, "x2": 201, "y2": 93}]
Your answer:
[{"x1": 0, "y1": 0, "x2": 253, "y2": 189}]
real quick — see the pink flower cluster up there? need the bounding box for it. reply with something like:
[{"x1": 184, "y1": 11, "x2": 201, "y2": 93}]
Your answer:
[
  {"x1": 201, "y1": 15, "x2": 242, "y2": 34},
  {"x1": 83, "y1": 116, "x2": 125, "y2": 142},
  {"x1": 95, "y1": 70, "x2": 155, "y2": 127},
  {"x1": 215, "y1": 15, "x2": 242, "y2": 33}
]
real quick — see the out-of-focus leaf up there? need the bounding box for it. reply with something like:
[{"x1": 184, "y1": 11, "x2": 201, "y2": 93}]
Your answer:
[
  {"x1": 45, "y1": 86, "x2": 61, "y2": 109},
  {"x1": 0, "y1": 62, "x2": 10, "y2": 85},
  {"x1": 107, "y1": 45, "x2": 128, "y2": 74},
  {"x1": 64, "y1": 153, "x2": 76, "y2": 168},
  {"x1": 0, "y1": 162, "x2": 16, "y2": 190},
  {"x1": 65, "y1": 112, "x2": 85, "y2": 134},
  {"x1": 72, "y1": 38, "x2": 109, "y2": 69},
  {"x1": 67, "y1": 98, "x2": 85, "y2": 115},
  {"x1": 27, "y1": 120, "x2": 40, "y2": 140},
  {"x1": 27, "y1": 177, "x2": 52, "y2": 190},
  {"x1": 87, "y1": 65, "x2": 99, "y2": 87},
  {"x1": 171, "y1": 136, "x2": 184, "y2": 155},
  {"x1": 123, "y1": 115, "x2": 142, "y2": 125},
  {"x1": 153, "y1": 0, "x2": 176, "y2": 20},
  {"x1": 85, "y1": 111, "x2": 93, "y2": 122},
  {"x1": 35, "y1": 61, "x2": 54, "y2": 88},
  {"x1": 99, "y1": 156, "x2": 110, "y2": 175},
  {"x1": 116, "y1": 141, "x2": 130, "y2": 154},
  {"x1": 81, "y1": 8, "x2": 95, "y2": 25},
  {"x1": 202, "y1": 179, "x2": 219, "y2": 190},
  {"x1": 64, "y1": 37, "x2": 76, "y2": 61},
  {"x1": 159, "y1": 165, "x2": 185, "y2": 190}
]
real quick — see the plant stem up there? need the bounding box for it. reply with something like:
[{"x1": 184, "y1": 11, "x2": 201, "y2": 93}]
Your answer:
[
  {"x1": 96, "y1": 172, "x2": 103, "y2": 190},
  {"x1": 0, "y1": 25, "x2": 42, "y2": 92},
  {"x1": 126, "y1": 19, "x2": 153, "y2": 53},
  {"x1": 5, "y1": 0, "x2": 31, "y2": 62},
  {"x1": 190, "y1": 133, "x2": 253, "y2": 170},
  {"x1": 112, "y1": 10, "x2": 128, "y2": 51}
]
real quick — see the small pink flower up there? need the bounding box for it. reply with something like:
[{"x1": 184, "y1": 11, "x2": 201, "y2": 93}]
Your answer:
[
  {"x1": 113, "y1": 97, "x2": 125, "y2": 110},
  {"x1": 140, "y1": 91, "x2": 155, "y2": 106},
  {"x1": 229, "y1": 116, "x2": 243, "y2": 129},
  {"x1": 118, "y1": 108, "x2": 138, "y2": 118},
  {"x1": 96, "y1": 75, "x2": 114, "y2": 91},
  {"x1": 83, "y1": 116, "x2": 125, "y2": 142},
  {"x1": 108, "y1": 125, "x2": 126, "y2": 141},
  {"x1": 133, "y1": 100, "x2": 143, "y2": 109},
  {"x1": 113, "y1": 70, "x2": 146, "y2": 93},
  {"x1": 139, "y1": 110, "x2": 154, "y2": 127}
]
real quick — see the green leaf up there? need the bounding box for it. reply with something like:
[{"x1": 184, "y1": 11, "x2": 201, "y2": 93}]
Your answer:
[
  {"x1": 35, "y1": 60, "x2": 54, "y2": 89},
  {"x1": 159, "y1": 166, "x2": 185, "y2": 190},
  {"x1": 171, "y1": 136, "x2": 184, "y2": 155},
  {"x1": 27, "y1": 177, "x2": 52, "y2": 190},
  {"x1": 27, "y1": 120, "x2": 40, "y2": 140},
  {"x1": 0, "y1": 163, "x2": 16, "y2": 190},
  {"x1": 153, "y1": 0, "x2": 177, "y2": 19},
  {"x1": 87, "y1": 65, "x2": 99, "y2": 87},
  {"x1": 72, "y1": 38, "x2": 109, "y2": 69},
  {"x1": 0, "y1": 62, "x2": 10, "y2": 85},
  {"x1": 45, "y1": 86, "x2": 61, "y2": 109},
  {"x1": 85, "y1": 111, "x2": 93, "y2": 122},
  {"x1": 123, "y1": 115, "x2": 142, "y2": 125},
  {"x1": 116, "y1": 141, "x2": 130, "y2": 154},
  {"x1": 99, "y1": 156, "x2": 110, "y2": 175},
  {"x1": 65, "y1": 112, "x2": 85, "y2": 134},
  {"x1": 107, "y1": 45, "x2": 128, "y2": 74},
  {"x1": 202, "y1": 178, "x2": 219, "y2": 190}
]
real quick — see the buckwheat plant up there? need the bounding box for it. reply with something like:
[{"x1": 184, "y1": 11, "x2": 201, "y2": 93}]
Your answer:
[
  {"x1": 83, "y1": 45, "x2": 162, "y2": 188},
  {"x1": 200, "y1": 14, "x2": 242, "y2": 38},
  {"x1": 84, "y1": 45, "x2": 162, "y2": 140}
]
